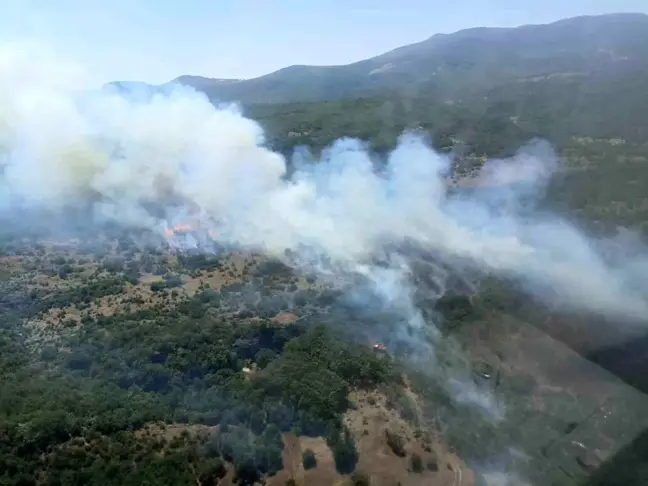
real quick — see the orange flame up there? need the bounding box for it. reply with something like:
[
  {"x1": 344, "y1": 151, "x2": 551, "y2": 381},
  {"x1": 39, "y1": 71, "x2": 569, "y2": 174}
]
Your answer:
[
  {"x1": 163, "y1": 223, "x2": 196, "y2": 238},
  {"x1": 174, "y1": 224, "x2": 195, "y2": 233},
  {"x1": 164, "y1": 222, "x2": 216, "y2": 240}
]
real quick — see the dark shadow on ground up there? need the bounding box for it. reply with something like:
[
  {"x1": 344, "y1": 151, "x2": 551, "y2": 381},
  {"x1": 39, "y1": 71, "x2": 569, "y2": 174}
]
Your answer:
[
  {"x1": 586, "y1": 331, "x2": 648, "y2": 395},
  {"x1": 581, "y1": 426, "x2": 648, "y2": 486}
]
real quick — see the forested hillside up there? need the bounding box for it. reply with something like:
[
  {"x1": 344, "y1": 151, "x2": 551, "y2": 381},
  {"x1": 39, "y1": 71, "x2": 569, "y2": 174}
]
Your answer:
[
  {"x1": 108, "y1": 14, "x2": 648, "y2": 150},
  {"x1": 168, "y1": 13, "x2": 648, "y2": 105}
]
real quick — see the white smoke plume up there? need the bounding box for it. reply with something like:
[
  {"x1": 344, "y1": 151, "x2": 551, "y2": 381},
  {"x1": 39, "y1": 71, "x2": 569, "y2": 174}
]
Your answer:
[
  {"x1": 1, "y1": 43, "x2": 646, "y2": 327},
  {"x1": 479, "y1": 471, "x2": 531, "y2": 486}
]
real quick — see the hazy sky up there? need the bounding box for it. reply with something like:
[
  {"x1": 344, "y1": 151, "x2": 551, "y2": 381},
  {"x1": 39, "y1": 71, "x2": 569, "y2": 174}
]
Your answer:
[{"x1": 2, "y1": 0, "x2": 646, "y2": 85}]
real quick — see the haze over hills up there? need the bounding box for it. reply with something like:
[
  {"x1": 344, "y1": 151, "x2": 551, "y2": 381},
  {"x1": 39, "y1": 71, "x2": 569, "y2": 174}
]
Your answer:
[
  {"x1": 106, "y1": 12, "x2": 648, "y2": 151},
  {"x1": 109, "y1": 12, "x2": 648, "y2": 105}
]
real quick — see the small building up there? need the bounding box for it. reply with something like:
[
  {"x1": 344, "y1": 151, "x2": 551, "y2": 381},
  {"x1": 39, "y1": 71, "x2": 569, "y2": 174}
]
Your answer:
[
  {"x1": 372, "y1": 343, "x2": 387, "y2": 353},
  {"x1": 242, "y1": 364, "x2": 258, "y2": 380},
  {"x1": 473, "y1": 359, "x2": 495, "y2": 380}
]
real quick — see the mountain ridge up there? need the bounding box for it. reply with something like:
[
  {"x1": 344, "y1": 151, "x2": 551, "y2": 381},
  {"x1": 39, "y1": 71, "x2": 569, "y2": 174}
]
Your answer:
[{"x1": 105, "y1": 12, "x2": 648, "y2": 105}]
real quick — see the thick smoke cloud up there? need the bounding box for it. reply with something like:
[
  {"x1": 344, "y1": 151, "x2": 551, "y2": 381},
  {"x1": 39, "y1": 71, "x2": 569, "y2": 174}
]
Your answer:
[
  {"x1": 0, "y1": 42, "x2": 648, "y2": 330},
  {"x1": 2, "y1": 43, "x2": 647, "y2": 328}
]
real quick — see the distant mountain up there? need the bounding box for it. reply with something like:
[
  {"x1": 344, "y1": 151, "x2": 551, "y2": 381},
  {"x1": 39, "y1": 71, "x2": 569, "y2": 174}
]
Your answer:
[
  {"x1": 154, "y1": 13, "x2": 648, "y2": 105},
  {"x1": 104, "y1": 13, "x2": 648, "y2": 148},
  {"x1": 104, "y1": 80, "x2": 156, "y2": 95},
  {"x1": 168, "y1": 75, "x2": 242, "y2": 91}
]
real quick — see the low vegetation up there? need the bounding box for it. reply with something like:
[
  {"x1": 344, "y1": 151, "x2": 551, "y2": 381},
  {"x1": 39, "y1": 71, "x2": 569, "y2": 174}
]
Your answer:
[{"x1": 0, "y1": 234, "x2": 405, "y2": 485}]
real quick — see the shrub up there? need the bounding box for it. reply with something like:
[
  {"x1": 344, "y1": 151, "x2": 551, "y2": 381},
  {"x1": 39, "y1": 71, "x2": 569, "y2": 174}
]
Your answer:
[
  {"x1": 410, "y1": 453, "x2": 423, "y2": 473},
  {"x1": 302, "y1": 449, "x2": 317, "y2": 470},
  {"x1": 351, "y1": 472, "x2": 370, "y2": 486},
  {"x1": 150, "y1": 281, "x2": 165, "y2": 292},
  {"x1": 328, "y1": 427, "x2": 358, "y2": 474},
  {"x1": 385, "y1": 430, "x2": 406, "y2": 457}
]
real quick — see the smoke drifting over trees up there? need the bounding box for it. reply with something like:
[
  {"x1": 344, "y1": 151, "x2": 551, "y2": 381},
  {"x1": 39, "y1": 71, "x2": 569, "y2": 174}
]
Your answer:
[{"x1": 1, "y1": 43, "x2": 647, "y2": 326}]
